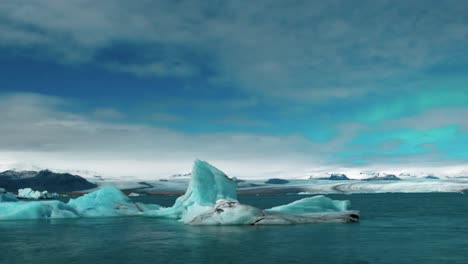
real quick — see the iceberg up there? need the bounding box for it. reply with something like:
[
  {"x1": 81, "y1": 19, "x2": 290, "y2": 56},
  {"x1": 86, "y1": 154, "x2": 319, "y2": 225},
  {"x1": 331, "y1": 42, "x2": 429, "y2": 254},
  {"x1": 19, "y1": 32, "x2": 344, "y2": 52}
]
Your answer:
[
  {"x1": 266, "y1": 195, "x2": 350, "y2": 213},
  {"x1": 0, "y1": 201, "x2": 80, "y2": 220},
  {"x1": 143, "y1": 159, "x2": 238, "y2": 222},
  {"x1": 0, "y1": 186, "x2": 143, "y2": 220},
  {"x1": 0, "y1": 160, "x2": 359, "y2": 224},
  {"x1": 67, "y1": 186, "x2": 142, "y2": 217},
  {"x1": 185, "y1": 199, "x2": 358, "y2": 225},
  {"x1": 0, "y1": 188, "x2": 18, "y2": 202},
  {"x1": 144, "y1": 159, "x2": 359, "y2": 225},
  {"x1": 17, "y1": 188, "x2": 59, "y2": 200}
]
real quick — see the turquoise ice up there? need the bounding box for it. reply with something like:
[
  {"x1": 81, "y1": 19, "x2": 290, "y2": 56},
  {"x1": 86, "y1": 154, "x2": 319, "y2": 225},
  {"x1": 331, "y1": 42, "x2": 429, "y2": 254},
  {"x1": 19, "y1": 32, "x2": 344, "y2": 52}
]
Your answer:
[
  {"x1": 143, "y1": 160, "x2": 358, "y2": 225},
  {"x1": 68, "y1": 186, "x2": 141, "y2": 217},
  {"x1": 0, "y1": 188, "x2": 18, "y2": 202},
  {"x1": 0, "y1": 160, "x2": 359, "y2": 224}
]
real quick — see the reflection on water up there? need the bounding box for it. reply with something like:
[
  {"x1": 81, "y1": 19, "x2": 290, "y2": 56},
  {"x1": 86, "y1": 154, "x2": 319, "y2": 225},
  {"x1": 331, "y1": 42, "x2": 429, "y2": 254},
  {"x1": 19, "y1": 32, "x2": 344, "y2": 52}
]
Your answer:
[{"x1": 1, "y1": 193, "x2": 468, "y2": 264}]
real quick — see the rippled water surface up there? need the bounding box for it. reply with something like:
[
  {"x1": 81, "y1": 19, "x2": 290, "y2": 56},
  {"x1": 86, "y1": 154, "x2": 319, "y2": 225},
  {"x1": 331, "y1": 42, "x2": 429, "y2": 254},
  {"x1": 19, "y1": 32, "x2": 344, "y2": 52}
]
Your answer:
[{"x1": 1, "y1": 193, "x2": 467, "y2": 264}]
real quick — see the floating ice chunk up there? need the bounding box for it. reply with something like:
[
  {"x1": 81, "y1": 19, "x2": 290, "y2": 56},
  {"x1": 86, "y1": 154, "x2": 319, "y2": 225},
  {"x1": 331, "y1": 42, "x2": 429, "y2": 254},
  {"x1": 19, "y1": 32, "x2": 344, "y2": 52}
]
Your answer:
[
  {"x1": 0, "y1": 201, "x2": 80, "y2": 220},
  {"x1": 187, "y1": 199, "x2": 264, "y2": 225},
  {"x1": 0, "y1": 186, "x2": 152, "y2": 220},
  {"x1": 254, "y1": 211, "x2": 360, "y2": 224},
  {"x1": 266, "y1": 195, "x2": 350, "y2": 214},
  {"x1": 17, "y1": 188, "x2": 58, "y2": 200},
  {"x1": 186, "y1": 199, "x2": 358, "y2": 225},
  {"x1": 67, "y1": 186, "x2": 142, "y2": 217},
  {"x1": 128, "y1": 192, "x2": 141, "y2": 197}
]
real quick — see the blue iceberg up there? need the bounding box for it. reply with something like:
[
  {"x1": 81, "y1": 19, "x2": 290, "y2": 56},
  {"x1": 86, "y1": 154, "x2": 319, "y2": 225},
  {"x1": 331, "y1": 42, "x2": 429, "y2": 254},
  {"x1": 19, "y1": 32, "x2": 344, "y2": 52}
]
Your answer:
[
  {"x1": 266, "y1": 195, "x2": 350, "y2": 213},
  {"x1": 0, "y1": 186, "x2": 142, "y2": 220},
  {"x1": 143, "y1": 160, "x2": 238, "y2": 222},
  {"x1": 68, "y1": 186, "x2": 141, "y2": 217},
  {"x1": 0, "y1": 160, "x2": 359, "y2": 224},
  {"x1": 0, "y1": 188, "x2": 18, "y2": 202},
  {"x1": 144, "y1": 160, "x2": 359, "y2": 225},
  {"x1": 0, "y1": 201, "x2": 80, "y2": 220}
]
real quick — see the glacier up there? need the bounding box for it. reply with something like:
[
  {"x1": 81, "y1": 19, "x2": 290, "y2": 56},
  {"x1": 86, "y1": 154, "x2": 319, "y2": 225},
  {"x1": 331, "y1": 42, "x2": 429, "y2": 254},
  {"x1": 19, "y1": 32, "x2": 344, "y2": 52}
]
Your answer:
[
  {"x1": 0, "y1": 160, "x2": 359, "y2": 224},
  {"x1": 291, "y1": 179, "x2": 468, "y2": 194}
]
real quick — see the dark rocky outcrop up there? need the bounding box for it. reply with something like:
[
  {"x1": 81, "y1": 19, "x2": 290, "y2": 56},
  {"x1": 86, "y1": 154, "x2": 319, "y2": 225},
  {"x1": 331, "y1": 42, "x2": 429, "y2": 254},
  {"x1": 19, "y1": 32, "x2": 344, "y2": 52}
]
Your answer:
[
  {"x1": 0, "y1": 170, "x2": 97, "y2": 192},
  {"x1": 318, "y1": 174, "x2": 350, "y2": 181},
  {"x1": 265, "y1": 178, "x2": 289, "y2": 184},
  {"x1": 363, "y1": 174, "x2": 401, "y2": 181}
]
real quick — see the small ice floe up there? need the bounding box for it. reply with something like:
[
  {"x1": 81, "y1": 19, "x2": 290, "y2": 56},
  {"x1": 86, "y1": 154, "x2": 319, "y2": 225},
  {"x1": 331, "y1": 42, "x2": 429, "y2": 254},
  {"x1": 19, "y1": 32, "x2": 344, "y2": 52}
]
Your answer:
[{"x1": 17, "y1": 188, "x2": 60, "y2": 200}]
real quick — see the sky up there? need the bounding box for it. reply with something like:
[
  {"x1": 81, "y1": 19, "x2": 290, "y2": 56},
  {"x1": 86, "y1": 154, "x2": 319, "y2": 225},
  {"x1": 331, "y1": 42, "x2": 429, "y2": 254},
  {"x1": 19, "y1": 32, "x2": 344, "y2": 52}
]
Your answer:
[{"x1": 1, "y1": 0, "x2": 468, "y2": 179}]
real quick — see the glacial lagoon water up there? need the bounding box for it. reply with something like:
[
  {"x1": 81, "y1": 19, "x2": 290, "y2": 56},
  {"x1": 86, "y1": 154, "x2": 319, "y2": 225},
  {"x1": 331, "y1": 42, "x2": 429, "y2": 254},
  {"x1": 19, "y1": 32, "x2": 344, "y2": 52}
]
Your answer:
[{"x1": 1, "y1": 193, "x2": 467, "y2": 264}]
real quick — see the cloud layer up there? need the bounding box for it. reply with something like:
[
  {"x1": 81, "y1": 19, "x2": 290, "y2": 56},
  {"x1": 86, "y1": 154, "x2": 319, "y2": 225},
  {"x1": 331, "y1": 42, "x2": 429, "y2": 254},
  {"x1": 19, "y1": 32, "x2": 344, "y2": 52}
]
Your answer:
[
  {"x1": 0, "y1": 93, "x2": 467, "y2": 178},
  {"x1": 2, "y1": 1, "x2": 468, "y2": 101},
  {"x1": 1, "y1": 1, "x2": 468, "y2": 178}
]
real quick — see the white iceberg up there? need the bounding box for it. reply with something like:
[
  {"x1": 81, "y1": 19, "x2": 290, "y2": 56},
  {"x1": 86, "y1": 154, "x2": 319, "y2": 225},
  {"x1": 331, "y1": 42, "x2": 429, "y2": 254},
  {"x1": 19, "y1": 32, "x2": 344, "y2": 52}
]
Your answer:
[
  {"x1": 17, "y1": 188, "x2": 58, "y2": 200},
  {"x1": 185, "y1": 199, "x2": 358, "y2": 225}
]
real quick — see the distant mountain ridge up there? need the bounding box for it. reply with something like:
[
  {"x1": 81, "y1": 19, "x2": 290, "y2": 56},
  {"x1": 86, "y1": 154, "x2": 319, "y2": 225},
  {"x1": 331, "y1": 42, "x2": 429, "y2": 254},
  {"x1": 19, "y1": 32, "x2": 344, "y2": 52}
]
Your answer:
[
  {"x1": 0, "y1": 169, "x2": 97, "y2": 192},
  {"x1": 363, "y1": 174, "x2": 402, "y2": 181},
  {"x1": 317, "y1": 173, "x2": 350, "y2": 181}
]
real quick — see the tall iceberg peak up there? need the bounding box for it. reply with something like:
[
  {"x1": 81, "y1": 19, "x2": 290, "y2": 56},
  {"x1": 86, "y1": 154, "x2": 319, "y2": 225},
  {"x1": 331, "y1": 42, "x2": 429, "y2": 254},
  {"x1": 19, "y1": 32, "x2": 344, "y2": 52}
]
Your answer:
[
  {"x1": 143, "y1": 159, "x2": 238, "y2": 221},
  {"x1": 186, "y1": 159, "x2": 237, "y2": 205}
]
